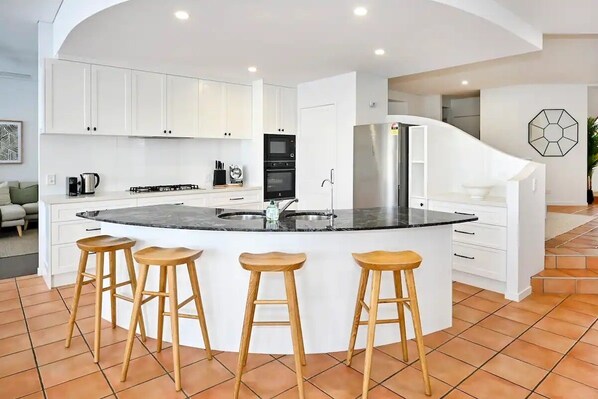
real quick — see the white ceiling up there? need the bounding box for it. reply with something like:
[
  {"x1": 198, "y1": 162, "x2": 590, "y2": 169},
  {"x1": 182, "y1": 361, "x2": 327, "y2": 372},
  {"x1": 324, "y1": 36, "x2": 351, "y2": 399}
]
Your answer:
[
  {"x1": 389, "y1": 35, "x2": 598, "y2": 95},
  {"x1": 0, "y1": 0, "x2": 62, "y2": 72},
  {"x1": 497, "y1": 0, "x2": 598, "y2": 34},
  {"x1": 57, "y1": 0, "x2": 540, "y2": 86}
]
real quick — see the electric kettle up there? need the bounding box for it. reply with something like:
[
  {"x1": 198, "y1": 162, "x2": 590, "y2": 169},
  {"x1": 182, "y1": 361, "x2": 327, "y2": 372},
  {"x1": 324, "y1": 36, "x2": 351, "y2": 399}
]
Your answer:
[{"x1": 80, "y1": 173, "x2": 100, "y2": 195}]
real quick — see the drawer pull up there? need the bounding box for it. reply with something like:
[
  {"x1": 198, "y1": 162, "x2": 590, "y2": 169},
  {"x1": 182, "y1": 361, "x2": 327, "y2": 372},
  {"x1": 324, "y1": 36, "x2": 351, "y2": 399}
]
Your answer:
[
  {"x1": 173, "y1": 203, "x2": 184, "y2": 205},
  {"x1": 230, "y1": 197, "x2": 245, "y2": 201},
  {"x1": 454, "y1": 229, "x2": 475, "y2": 235},
  {"x1": 454, "y1": 253, "x2": 475, "y2": 260},
  {"x1": 85, "y1": 228, "x2": 101, "y2": 232},
  {"x1": 455, "y1": 211, "x2": 475, "y2": 216}
]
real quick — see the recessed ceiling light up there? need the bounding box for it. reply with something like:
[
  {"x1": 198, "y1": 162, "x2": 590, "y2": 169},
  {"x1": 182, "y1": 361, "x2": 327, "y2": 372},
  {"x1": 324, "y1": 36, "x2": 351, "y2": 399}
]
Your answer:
[
  {"x1": 461, "y1": 80, "x2": 469, "y2": 85},
  {"x1": 248, "y1": 66, "x2": 257, "y2": 73},
  {"x1": 174, "y1": 10, "x2": 189, "y2": 20},
  {"x1": 374, "y1": 48, "x2": 385, "y2": 56},
  {"x1": 354, "y1": 7, "x2": 368, "y2": 16}
]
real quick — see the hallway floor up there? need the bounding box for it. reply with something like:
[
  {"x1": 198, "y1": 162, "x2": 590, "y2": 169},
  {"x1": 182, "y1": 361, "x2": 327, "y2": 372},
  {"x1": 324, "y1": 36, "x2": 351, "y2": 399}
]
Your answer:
[{"x1": 1, "y1": 276, "x2": 598, "y2": 398}]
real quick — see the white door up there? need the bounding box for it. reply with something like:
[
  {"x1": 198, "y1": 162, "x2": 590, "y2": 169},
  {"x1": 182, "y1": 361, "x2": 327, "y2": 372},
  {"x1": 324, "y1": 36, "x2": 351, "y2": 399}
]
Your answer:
[
  {"x1": 198, "y1": 80, "x2": 226, "y2": 139},
  {"x1": 167, "y1": 75, "x2": 199, "y2": 138},
  {"x1": 280, "y1": 87, "x2": 297, "y2": 134},
  {"x1": 45, "y1": 60, "x2": 91, "y2": 134},
  {"x1": 297, "y1": 104, "x2": 336, "y2": 210},
  {"x1": 225, "y1": 83, "x2": 252, "y2": 139},
  {"x1": 131, "y1": 71, "x2": 166, "y2": 137},
  {"x1": 91, "y1": 65, "x2": 131, "y2": 136},
  {"x1": 263, "y1": 84, "x2": 279, "y2": 133}
]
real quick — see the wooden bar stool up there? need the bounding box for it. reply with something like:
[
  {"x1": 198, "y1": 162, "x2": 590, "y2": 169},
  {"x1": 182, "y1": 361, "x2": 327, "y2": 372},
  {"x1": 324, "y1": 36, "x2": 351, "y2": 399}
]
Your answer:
[
  {"x1": 347, "y1": 250, "x2": 431, "y2": 398},
  {"x1": 65, "y1": 235, "x2": 147, "y2": 363},
  {"x1": 120, "y1": 246, "x2": 212, "y2": 392},
  {"x1": 234, "y1": 252, "x2": 307, "y2": 399}
]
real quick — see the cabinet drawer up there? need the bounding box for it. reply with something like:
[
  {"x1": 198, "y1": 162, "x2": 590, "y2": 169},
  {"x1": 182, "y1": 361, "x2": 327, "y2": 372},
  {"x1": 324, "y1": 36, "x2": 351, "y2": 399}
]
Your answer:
[
  {"x1": 452, "y1": 223, "x2": 506, "y2": 250},
  {"x1": 428, "y1": 200, "x2": 506, "y2": 226},
  {"x1": 52, "y1": 243, "x2": 96, "y2": 275},
  {"x1": 207, "y1": 190, "x2": 261, "y2": 206},
  {"x1": 52, "y1": 221, "x2": 101, "y2": 245},
  {"x1": 452, "y1": 243, "x2": 506, "y2": 281},
  {"x1": 410, "y1": 197, "x2": 427, "y2": 209},
  {"x1": 51, "y1": 199, "x2": 137, "y2": 222},
  {"x1": 228, "y1": 202, "x2": 263, "y2": 211},
  {"x1": 136, "y1": 195, "x2": 207, "y2": 207}
]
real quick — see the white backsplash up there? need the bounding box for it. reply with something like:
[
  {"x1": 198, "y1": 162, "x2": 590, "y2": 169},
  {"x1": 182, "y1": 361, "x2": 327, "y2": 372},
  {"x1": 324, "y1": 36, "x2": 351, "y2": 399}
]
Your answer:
[{"x1": 40, "y1": 134, "x2": 252, "y2": 195}]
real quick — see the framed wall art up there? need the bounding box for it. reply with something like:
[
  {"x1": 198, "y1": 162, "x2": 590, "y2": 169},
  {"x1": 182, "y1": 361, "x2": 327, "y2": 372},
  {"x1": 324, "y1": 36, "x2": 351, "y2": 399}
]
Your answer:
[{"x1": 0, "y1": 120, "x2": 22, "y2": 164}]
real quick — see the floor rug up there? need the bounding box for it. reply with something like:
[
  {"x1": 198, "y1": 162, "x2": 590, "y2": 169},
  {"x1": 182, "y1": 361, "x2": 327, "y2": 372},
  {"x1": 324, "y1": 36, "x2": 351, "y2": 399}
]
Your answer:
[
  {"x1": 545, "y1": 212, "x2": 595, "y2": 240},
  {"x1": 0, "y1": 228, "x2": 38, "y2": 258}
]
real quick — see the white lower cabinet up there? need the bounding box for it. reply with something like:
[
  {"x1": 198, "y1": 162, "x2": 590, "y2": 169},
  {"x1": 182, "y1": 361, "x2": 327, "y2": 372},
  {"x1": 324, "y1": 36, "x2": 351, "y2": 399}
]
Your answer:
[{"x1": 452, "y1": 243, "x2": 507, "y2": 281}]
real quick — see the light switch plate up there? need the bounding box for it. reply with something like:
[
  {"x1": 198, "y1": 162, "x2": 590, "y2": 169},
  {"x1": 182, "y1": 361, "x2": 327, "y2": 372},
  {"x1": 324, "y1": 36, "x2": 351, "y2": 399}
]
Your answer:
[{"x1": 46, "y1": 174, "x2": 56, "y2": 185}]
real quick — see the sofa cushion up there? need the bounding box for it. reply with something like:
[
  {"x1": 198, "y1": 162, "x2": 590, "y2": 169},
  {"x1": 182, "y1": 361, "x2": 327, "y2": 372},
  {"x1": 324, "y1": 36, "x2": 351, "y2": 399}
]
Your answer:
[
  {"x1": 19, "y1": 182, "x2": 37, "y2": 189},
  {"x1": 22, "y1": 202, "x2": 38, "y2": 215},
  {"x1": 0, "y1": 204, "x2": 26, "y2": 221},
  {"x1": 0, "y1": 186, "x2": 10, "y2": 206},
  {"x1": 9, "y1": 185, "x2": 38, "y2": 205}
]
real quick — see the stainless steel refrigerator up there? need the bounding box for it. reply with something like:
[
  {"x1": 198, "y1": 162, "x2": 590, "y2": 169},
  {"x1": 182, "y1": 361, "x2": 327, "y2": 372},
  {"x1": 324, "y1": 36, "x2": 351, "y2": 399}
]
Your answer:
[{"x1": 353, "y1": 123, "x2": 410, "y2": 208}]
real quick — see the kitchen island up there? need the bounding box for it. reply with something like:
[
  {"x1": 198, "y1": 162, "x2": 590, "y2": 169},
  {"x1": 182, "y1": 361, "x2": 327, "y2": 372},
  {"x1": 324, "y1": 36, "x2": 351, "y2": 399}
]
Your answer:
[{"x1": 78, "y1": 205, "x2": 476, "y2": 354}]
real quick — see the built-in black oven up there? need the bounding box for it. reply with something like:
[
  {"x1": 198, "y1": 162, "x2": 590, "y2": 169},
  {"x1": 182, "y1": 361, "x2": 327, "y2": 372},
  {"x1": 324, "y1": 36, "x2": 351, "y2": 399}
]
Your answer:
[
  {"x1": 264, "y1": 134, "x2": 295, "y2": 161},
  {"x1": 264, "y1": 161, "x2": 296, "y2": 200}
]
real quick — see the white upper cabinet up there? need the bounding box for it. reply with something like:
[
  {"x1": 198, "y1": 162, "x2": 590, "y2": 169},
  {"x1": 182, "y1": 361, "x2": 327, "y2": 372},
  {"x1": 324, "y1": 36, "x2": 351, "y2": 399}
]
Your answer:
[
  {"x1": 167, "y1": 75, "x2": 199, "y2": 138},
  {"x1": 263, "y1": 84, "x2": 297, "y2": 134},
  {"x1": 198, "y1": 81, "x2": 252, "y2": 139},
  {"x1": 225, "y1": 83, "x2": 252, "y2": 139},
  {"x1": 45, "y1": 60, "x2": 91, "y2": 134},
  {"x1": 91, "y1": 65, "x2": 131, "y2": 136},
  {"x1": 131, "y1": 71, "x2": 167, "y2": 137}
]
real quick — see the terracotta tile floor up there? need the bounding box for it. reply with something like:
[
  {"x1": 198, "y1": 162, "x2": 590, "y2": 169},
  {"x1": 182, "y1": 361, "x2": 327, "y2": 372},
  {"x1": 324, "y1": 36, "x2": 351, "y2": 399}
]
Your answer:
[{"x1": 2, "y1": 276, "x2": 598, "y2": 398}]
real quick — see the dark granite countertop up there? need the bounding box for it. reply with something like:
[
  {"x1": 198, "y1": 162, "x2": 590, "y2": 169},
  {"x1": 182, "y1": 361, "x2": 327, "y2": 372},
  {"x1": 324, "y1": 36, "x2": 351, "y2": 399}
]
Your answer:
[{"x1": 77, "y1": 205, "x2": 478, "y2": 232}]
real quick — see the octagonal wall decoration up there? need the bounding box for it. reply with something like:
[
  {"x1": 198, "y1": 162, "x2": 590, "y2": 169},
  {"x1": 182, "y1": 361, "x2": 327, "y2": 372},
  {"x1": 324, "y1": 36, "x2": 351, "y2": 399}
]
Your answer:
[{"x1": 528, "y1": 109, "x2": 578, "y2": 157}]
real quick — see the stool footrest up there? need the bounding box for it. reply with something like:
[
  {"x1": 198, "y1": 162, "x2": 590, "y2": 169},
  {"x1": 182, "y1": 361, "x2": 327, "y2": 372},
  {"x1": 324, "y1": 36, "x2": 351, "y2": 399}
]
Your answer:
[
  {"x1": 141, "y1": 295, "x2": 158, "y2": 305},
  {"x1": 359, "y1": 300, "x2": 370, "y2": 312},
  {"x1": 111, "y1": 280, "x2": 133, "y2": 289},
  {"x1": 379, "y1": 298, "x2": 409, "y2": 304},
  {"x1": 81, "y1": 272, "x2": 96, "y2": 280},
  {"x1": 359, "y1": 318, "x2": 401, "y2": 326},
  {"x1": 81, "y1": 279, "x2": 95, "y2": 286},
  {"x1": 252, "y1": 321, "x2": 291, "y2": 326},
  {"x1": 254, "y1": 299, "x2": 288, "y2": 305},
  {"x1": 163, "y1": 312, "x2": 199, "y2": 320},
  {"x1": 177, "y1": 295, "x2": 195, "y2": 310},
  {"x1": 143, "y1": 290, "x2": 168, "y2": 297},
  {"x1": 113, "y1": 293, "x2": 134, "y2": 303}
]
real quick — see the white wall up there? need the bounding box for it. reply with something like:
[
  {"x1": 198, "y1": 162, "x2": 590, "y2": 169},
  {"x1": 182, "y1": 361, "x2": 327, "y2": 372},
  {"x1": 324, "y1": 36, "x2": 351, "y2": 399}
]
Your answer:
[
  {"x1": 356, "y1": 72, "x2": 388, "y2": 125},
  {"x1": 481, "y1": 85, "x2": 588, "y2": 205},
  {"x1": 589, "y1": 87, "x2": 598, "y2": 117},
  {"x1": 39, "y1": 134, "x2": 247, "y2": 195},
  {"x1": 0, "y1": 77, "x2": 38, "y2": 182},
  {"x1": 446, "y1": 96, "x2": 480, "y2": 139},
  {"x1": 388, "y1": 90, "x2": 442, "y2": 120}
]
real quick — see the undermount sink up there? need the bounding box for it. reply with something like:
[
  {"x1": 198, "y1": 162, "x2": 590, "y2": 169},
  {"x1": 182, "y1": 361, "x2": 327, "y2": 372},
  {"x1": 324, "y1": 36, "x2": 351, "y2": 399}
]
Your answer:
[
  {"x1": 284, "y1": 212, "x2": 337, "y2": 221},
  {"x1": 218, "y1": 212, "x2": 265, "y2": 221}
]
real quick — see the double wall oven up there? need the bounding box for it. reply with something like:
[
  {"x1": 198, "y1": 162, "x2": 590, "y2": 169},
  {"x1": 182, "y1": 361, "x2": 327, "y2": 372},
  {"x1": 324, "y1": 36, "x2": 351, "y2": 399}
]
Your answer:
[{"x1": 264, "y1": 134, "x2": 296, "y2": 200}]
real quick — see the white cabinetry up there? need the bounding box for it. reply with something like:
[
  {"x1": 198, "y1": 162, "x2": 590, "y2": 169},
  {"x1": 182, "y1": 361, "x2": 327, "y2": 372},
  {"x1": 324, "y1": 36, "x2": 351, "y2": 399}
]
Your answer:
[
  {"x1": 198, "y1": 81, "x2": 252, "y2": 139},
  {"x1": 132, "y1": 71, "x2": 167, "y2": 137},
  {"x1": 91, "y1": 65, "x2": 131, "y2": 135},
  {"x1": 263, "y1": 84, "x2": 297, "y2": 134},
  {"x1": 167, "y1": 75, "x2": 199, "y2": 137},
  {"x1": 409, "y1": 125, "x2": 427, "y2": 209},
  {"x1": 44, "y1": 60, "x2": 91, "y2": 134}
]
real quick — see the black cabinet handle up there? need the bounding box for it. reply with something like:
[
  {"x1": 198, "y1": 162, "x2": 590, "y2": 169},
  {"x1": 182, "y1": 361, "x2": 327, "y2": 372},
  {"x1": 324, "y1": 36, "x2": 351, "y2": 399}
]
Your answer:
[
  {"x1": 419, "y1": 203, "x2": 424, "y2": 207},
  {"x1": 230, "y1": 197, "x2": 244, "y2": 201},
  {"x1": 454, "y1": 253, "x2": 475, "y2": 260},
  {"x1": 163, "y1": 130, "x2": 167, "y2": 133},
  {"x1": 87, "y1": 127, "x2": 90, "y2": 131},
  {"x1": 455, "y1": 211, "x2": 476, "y2": 216},
  {"x1": 93, "y1": 127, "x2": 97, "y2": 131},
  {"x1": 173, "y1": 203, "x2": 184, "y2": 205},
  {"x1": 168, "y1": 130, "x2": 172, "y2": 134},
  {"x1": 85, "y1": 227, "x2": 101, "y2": 232},
  {"x1": 454, "y1": 230, "x2": 475, "y2": 235}
]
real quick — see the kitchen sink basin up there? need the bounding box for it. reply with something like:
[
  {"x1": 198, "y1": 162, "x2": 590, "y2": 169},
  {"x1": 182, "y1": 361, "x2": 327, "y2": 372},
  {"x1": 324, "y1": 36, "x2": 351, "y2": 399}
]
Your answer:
[
  {"x1": 218, "y1": 212, "x2": 265, "y2": 221},
  {"x1": 284, "y1": 212, "x2": 337, "y2": 221}
]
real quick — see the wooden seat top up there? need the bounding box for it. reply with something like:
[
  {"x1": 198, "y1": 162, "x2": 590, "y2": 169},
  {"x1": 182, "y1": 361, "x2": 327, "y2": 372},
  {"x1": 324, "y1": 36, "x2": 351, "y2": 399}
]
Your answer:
[
  {"x1": 239, "y1": 252, "x2": 307, "y2": 272},
  {"x1": 352, "y1": 250, "x2": 422, "y2": 271},
  {"x1": 133, "y1": 246, "x2": 203, "y2": 266},
  {"x1": 76, "y1": 235, "x2": 136, "y2": 252}
]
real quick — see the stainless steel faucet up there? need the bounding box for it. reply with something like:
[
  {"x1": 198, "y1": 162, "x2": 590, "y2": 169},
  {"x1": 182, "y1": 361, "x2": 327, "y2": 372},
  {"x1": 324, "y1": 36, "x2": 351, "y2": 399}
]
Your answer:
[
  {"x1": 279, "y1": 198, "x2": 299, "y2": 213},
  {"x1": 320, "y1": 169, "x2": 335, "y2": 216}
]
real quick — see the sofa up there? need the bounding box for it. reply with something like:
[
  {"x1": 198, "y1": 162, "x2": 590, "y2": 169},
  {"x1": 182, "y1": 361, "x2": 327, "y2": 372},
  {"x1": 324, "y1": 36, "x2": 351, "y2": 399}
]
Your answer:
[{"x1": 0, "y1": 181, "x2": 38, "y2": 237}]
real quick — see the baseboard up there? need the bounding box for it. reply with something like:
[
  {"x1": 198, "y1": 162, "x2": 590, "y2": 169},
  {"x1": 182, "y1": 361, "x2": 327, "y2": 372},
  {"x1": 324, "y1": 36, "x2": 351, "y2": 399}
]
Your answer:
[
  {"x1": 505, "y1": 286, "x2": 532, "y2": 302},
  {"x1": 453, "y1": 270, "x2": 505, "y2": 294}
]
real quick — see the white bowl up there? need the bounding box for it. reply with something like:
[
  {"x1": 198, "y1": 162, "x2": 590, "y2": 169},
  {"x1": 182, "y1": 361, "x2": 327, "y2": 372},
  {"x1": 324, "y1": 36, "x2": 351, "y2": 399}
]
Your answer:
[{"x1": 462, "y1": 185, "x2": 493, "y2": 200}]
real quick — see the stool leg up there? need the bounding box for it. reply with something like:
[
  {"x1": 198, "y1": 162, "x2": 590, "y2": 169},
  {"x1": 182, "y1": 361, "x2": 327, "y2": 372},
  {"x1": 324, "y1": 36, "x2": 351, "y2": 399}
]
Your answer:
[
  {"x1": 393, "y1": 270, "x2": 409, "y2": 362},
  {"x1": 109, "y1": 251, "x2": 117, "y2": 329},
  {"x1": 286, "y1": 271, "x2": 306, "y2": 366},
  {"x1": 156, "y1": 267, "x2": 167, "y2": 352},
  {"x1": 93, "y1": 252, "x2": 105, "y2": 363},
  {"x1": 284, "y1": 271, "x2": 305, "y2": 399},
  {"x1": 65, "y1": 250, "x2": 89, "y2": 348},
  {"x1": 121, "y1": 264, "x2": 149, "y2": 382},
  {"x1": 347, "y1": 268, "x2": 369, "y2": 366},
  {"x1": 124, "y1": 248, "x2": 147, "y2": 342},
  {"x1": 405, "y1": 270, "x2": 432, "y2": 396},
  {"x1": 362, "y1": 270, "x2": 381, "y2": 399},
  {"x1": 187, "y1": 262, "x2": 213, "y2": 359},
  {"x1": 234, "y1": 271, "x2": 260, "y2": 399},
  {"x1": 242, "y1": 272, "x2": 261, "y2": 368},
  {"x1": 167, "y1": 266, "x2": 182, "y2": 392}
]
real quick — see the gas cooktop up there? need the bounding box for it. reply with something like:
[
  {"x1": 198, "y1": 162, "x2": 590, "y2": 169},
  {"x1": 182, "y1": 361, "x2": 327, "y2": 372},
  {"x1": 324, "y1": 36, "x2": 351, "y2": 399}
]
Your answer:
[{"x1": 129, "y1": 184, "x2": 204, "y2": 193}]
